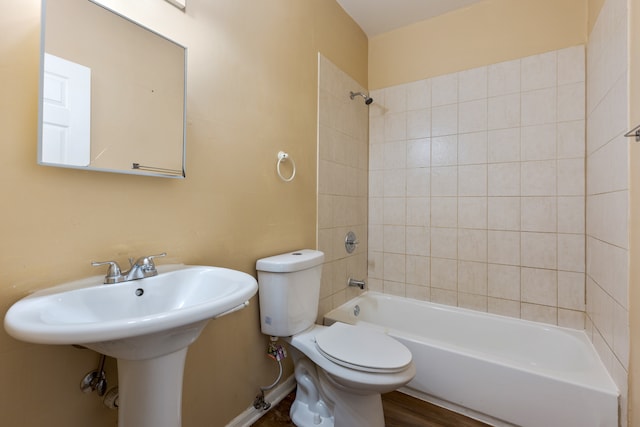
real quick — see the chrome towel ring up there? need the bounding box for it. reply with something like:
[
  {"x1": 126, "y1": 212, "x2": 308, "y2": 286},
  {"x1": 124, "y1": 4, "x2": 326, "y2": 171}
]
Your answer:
[{"x1": 277, "y1": 151, "x2": 296, "y2": 182}]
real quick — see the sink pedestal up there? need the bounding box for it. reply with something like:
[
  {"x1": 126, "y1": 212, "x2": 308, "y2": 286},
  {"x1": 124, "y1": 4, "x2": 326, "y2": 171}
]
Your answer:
[{"x1": 118, "y1": 348, "x2": 188, "y2": 427}]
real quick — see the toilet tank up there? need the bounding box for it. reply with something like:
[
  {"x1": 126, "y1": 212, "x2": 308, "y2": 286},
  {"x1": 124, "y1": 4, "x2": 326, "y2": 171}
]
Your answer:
[{"x1": 256, "y1": 250, "x2": 325, "y2": 337}]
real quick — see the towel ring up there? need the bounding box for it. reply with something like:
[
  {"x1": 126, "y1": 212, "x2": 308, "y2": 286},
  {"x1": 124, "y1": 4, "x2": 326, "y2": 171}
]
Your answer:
[{"x1": 277, "y1": 151, "x2": 296, "y2": 182}]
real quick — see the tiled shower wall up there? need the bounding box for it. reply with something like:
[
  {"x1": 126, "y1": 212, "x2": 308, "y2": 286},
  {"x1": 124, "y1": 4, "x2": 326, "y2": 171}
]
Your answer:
[
  {"x1": 368, "y1": 46, "x2": 586, "y2": 328},
  {"x1": 317, "y1": 54, "x2": 368, "y2": 319},
  {"x1": 586, "y1": 0, "x2": 629, "y2": 419}
]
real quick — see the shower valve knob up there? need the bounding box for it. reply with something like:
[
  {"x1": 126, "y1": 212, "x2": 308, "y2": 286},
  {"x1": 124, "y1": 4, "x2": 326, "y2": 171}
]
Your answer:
[{"x1": 345, "y1": 231, "x2": 359, "y2": 253}]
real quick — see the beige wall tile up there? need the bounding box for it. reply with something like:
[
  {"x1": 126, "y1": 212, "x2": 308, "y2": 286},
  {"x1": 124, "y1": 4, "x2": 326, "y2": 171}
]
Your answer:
[
  {"x1": 431, "y1": 73, "x2": 459, "y2": 106},
  {"x1": 488, "y1": 93, "x2": 521, "y2": 129},
  {"x1": 458, "y1": 131, "x2": 488, "y2": 164},
  {"x1": 521, "y1": 197, "x2": 557, "y2": 232},
  {"x1": 488, "y1": 197, "x2": 521, "y2": 230},
  {"x1": 459, "y1": 292, "x2": 488, "y2": 311},
  {"x1": 557, "y1": 120, "x2": 586, "y2": 159},
  {"x1": 407, "y1": 109, "x2": 432, "y2": 139},
  {"x1": 558, "y1": 82, "x2": 586, "y2": 121},
  {"x1": 521, "y1": 123, "x2": 556, "y2": 161},
  {"x1": 431, "y1": 166, "x2": 458, "y2": 195},
  {"x1": 521, "y1": 303, "x2": 558, "y2": 325},
  {"x1": 406, "y1": 255, "x2": 430, "y2": 286},
  {"x1": 431, "y1": 135, "x2": 458, "y2": 166},
  {"x1": 557, "y1": 46, "x2": 585, "y2": 85},
  {"x1": 459, "y1": 66, "x2": 488, "y2": 102},
  {"x1": 431, "y1": 288, "x2": 458, "y2": 306},
  {"x1": 406, "y1": 283, "x2": 430, "y2": 301},
  {"x1": 383, "y1": 253, "x2": 406, "y2": 282},
  {"x1": 558, "y1": 233, "x2": 586, "y2": 272},
  {"x1": 488, "y1": 230, "x2": 521, "y2": 265},
  {"x1": 369, "y1": 46, "x2": 587, "y2": 331},
  {"x1": 459, "y1": 99, "x2": 488, "y2": 134},
  {"x1": 488, "y1": 297, "x2": 521, "y2": 317},
  {"x1": 431, "y1": 197, "x2": 458, "y2": 227},
  {"x1": 384, "y1": 84, "x2": 408, "y2": 113},
  {"x1": 458, "y1": 261, "x2": 488, "y2": 295},
  {"x1": 522, "y1": 267, "x2": 558, "y2": 306},
  {"x1": 558, "y1": 271, "x2": 586, "y2": 310},
  {"x1": 406, "y1": 197, "x2": 430, "y2": 227},
  {"x1": 459, "y1": 164, "x2": 488, "y2": 196},
  {"x1": 458, "y1": 229, "x2": 488, "y2": 262},
  {"x1": 406, "y1": 79, "x2": 431, "y2": 110},
  {"x1": 488, "y1": 128, "x2": 521, "y2": 163},
  {"x1": 407, "y1": 138, "x2": 431, "y2": 167},
  {"x1": 521, "y1": 232, "x2": 557, "y2": 269},
  {"x1": 459, "y1": 197, "x2": 488, "y2": 229},
  {"x1": 557, "y1": 196, "x2": 585, "y2": 233},
  {"x1": 521, "y1": 87, "x2": 557, "y2": 126},
  {"x1": 319, "y1": 55, "x2": 369, "y2": 315},
  {"x1": 521, "y1": 160, "x2": 557, "y2": 196},
  {"x1": 521, "y1": 50, "x2": 557, "y2": 91},
  {"x1": 558, "y1": 309, "x2": 585, "y2": 329},
  {"x1": 488, "y1": 264, "x2": 521, "y2": 300},
  {"x1": 432, "y1": 104, "x2": 459, "y2": 136},
  {"x1": 488, "y1": 59, "x2": 521, "y2": 97},
  {"x1": 488, "y1": 162, "x2": 520, "y2": 196},
  {"x1": 406, "y1": 226, "x2": 430, "y2": 256},
  {"x1": 431, "y1": 227, "x2": 458, "y2": 258},
  {"x1": 431, "y1": 258, "x2": 458, "y2": 290}
]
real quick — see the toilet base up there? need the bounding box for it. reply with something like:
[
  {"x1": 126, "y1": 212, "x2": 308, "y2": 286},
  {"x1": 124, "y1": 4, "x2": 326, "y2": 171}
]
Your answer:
[
  {"x1": 290, "y1": 400, "x2": 334, "y2": 427},
  {"x1": 290, "y1": 354, "x2": 334, "y2": 426},
  {"x1": 289, "y1": 349, "x2": 385, "y2": 427}
]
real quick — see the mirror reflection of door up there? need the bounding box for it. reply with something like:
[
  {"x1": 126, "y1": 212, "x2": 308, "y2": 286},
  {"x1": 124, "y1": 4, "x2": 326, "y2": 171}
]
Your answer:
[
  {"x1": 39, "y1": 0, "x2": 187, "y2": 178},
  {"x1": 41, "y1": 53, "x2": 91, "y2": 167}
]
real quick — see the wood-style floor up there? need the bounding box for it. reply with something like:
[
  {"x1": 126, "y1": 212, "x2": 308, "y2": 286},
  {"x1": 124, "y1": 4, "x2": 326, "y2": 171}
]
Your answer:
[{"x1": 251, "y1": 390, "x2": 489, "y2": 427}]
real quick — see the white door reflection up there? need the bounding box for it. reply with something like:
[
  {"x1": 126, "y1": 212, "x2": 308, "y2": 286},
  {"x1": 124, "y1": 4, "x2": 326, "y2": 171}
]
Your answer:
[{"x1": 42, "y1": 53, "x2": 91, "y2": 167}]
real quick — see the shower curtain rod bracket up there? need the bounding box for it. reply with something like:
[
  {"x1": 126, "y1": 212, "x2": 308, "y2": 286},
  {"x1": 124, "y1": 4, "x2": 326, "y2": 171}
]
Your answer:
[{"x1": 624, "y1": 124, "x2": 640, "y2": 141}]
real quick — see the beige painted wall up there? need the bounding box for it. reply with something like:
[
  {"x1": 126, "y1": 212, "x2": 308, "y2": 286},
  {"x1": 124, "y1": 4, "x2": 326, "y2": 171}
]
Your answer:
[
  {"x1": 369, "y1": 0, "x2": 588, "y2": 90},
  {"x1": 0, "y1": 0, "x2": 366, "y2": 426}
]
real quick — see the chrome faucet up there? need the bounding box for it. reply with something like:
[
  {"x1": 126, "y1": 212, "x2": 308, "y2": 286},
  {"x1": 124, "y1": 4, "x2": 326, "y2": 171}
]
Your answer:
[
  {"x1": 92, "y1": 253, "x2": 166, "y2": 284},
  {"x1": 348, "y1": 277, "x2": 366, "y2": 290}
]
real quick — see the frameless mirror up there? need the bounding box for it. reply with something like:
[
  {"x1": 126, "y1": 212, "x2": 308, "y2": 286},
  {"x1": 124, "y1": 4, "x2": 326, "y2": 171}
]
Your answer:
[{"x1": 39, "y1": 0, "x2": 187, "y2": 178}]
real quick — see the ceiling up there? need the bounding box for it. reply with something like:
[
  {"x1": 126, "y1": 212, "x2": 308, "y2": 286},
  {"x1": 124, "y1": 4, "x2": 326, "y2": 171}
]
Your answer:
[{"x1": 336, "y1": 0, "x2": 485, "y2": 37}]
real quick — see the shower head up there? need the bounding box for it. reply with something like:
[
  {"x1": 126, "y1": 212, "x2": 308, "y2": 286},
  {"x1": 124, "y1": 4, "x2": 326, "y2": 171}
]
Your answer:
[{"x1": 350, "y1": 91, "x2": 373, "y2": 105}]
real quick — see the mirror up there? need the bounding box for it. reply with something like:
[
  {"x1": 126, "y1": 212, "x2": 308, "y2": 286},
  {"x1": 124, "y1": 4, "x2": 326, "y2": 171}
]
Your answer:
[{"x1": 39, "y1": 0, "x2": 187, "y2": 178}]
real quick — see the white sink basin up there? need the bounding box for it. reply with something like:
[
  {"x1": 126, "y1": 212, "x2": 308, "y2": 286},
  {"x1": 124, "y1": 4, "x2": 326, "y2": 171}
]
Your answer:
[
  {"x1": 4, "y1": 264, "x2": 258, "y2": 427},
  {"x1": 4, "y1": 265, "x2": 258, "y2": 359}
]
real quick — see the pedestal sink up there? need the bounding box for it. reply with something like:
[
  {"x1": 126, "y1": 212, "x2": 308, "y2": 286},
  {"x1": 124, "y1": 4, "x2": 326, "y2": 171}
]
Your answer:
[{"x1": 4, "y1": 264, "x2": 258, "y2": 427}]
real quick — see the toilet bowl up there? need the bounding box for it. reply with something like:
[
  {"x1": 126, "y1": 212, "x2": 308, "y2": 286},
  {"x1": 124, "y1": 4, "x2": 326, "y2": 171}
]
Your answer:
[
  {"x1": 285, "y1": 324, "x2": 415, "y2": 427},
  {"x1": 256, "y1": 250, "x2": 415, "y2": 427}
]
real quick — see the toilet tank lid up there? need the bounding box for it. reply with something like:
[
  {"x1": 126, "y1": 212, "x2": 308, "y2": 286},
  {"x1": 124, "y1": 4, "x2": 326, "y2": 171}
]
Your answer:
[{"x1": 256, "y1": 249, "x2": 325, "y2": 273}]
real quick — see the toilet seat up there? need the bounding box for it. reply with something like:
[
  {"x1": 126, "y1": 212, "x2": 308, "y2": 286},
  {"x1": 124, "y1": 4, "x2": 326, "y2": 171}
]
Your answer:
[{"x1": 314, "y1": 322, "x2": 412, "y2": 373}]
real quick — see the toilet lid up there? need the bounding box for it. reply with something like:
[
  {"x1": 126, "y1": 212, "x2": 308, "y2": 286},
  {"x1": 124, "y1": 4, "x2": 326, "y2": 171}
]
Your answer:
[{"x1": 314, "y1": 322, "x2": 412, "y2": 373}]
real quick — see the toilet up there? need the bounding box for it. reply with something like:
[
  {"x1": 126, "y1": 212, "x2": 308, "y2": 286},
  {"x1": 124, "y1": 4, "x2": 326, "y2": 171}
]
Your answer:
[{"x1": 256, "y1": 249, "x2": 416, "y2": 427}]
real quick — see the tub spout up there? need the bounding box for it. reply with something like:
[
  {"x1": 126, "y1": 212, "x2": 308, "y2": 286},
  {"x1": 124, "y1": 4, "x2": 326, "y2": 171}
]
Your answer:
[{"x1": 348, "y1": 278, "x2": 366, "y2": 290}]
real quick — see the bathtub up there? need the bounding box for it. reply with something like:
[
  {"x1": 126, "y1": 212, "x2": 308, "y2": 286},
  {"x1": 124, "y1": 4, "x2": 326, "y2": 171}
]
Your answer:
[{"x1": 323, "y1": 292, "x2": 619, "y2": 427}]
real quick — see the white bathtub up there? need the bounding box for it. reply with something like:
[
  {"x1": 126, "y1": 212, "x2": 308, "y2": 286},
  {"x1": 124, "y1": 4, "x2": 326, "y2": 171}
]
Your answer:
[{"x1": 323, "y1": 292, "x2": 619, "y2": 427}]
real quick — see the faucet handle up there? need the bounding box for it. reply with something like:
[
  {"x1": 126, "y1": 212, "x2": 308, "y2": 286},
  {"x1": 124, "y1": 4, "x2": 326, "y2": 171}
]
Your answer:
[
  {"x1": 147, "y1": 252, "x2": 167, "y2": 262},
  {"x1": 134, "y1": 252, "x2": 167, "y2": 272},
  {"x1": 91, "y1": 261, "x2": 124, "y2": 284}
]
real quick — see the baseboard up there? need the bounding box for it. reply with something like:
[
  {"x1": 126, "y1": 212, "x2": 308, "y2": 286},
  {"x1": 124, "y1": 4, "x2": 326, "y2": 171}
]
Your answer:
[{"x1": 226, "y1": 375, "x2": 296, "y2": 427}]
